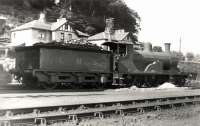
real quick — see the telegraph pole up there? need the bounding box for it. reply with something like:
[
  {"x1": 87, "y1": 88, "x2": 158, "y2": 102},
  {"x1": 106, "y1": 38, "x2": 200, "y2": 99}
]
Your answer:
[
  {"x1": 179, "y1": 36, "x2": 182, "y2": 53},
  {"x1": 69, "y1": 0, "x2": 72, "y2": 12}
]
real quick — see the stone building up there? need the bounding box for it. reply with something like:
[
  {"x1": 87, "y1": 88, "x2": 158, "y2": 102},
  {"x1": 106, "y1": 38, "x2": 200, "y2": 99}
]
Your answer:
[
  {"x1": 0, "y1": 18, "x2": 10, "y2": 58},
  {"x1": 88, "y1": 18, "x2": 138, "y2": 48},
  {"x1": 11, "y1": 13, "x2": 89, "y2": 46}
]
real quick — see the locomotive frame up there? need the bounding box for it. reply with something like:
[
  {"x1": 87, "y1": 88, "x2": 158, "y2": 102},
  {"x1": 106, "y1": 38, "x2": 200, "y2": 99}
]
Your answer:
[{"x1": 12, "y1": 42, "x2": 187, "y2": 89}]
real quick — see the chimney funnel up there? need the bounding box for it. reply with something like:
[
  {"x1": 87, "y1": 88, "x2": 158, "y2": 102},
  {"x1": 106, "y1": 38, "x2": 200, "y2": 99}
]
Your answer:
[
  {"x1": 143, "y1": 42, "x2": 152, "y2": 52},
  {"x1": 164, "y1": 43, "x2": 171, "y2": 52}
]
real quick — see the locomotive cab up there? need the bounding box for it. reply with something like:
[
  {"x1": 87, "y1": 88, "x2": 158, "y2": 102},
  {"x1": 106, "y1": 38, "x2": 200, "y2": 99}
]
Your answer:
[
  {"x1": 103, "y1": 42, "x2": 128, "y2": 57},
  {"x1": 102, "y1": 41, "x2": 133, "y2": 85}
]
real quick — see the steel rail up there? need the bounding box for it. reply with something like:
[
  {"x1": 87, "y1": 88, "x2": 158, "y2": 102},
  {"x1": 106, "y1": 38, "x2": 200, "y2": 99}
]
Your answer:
[{"x1": 0, "y1": 95, "x2": 200, "y2": 126}]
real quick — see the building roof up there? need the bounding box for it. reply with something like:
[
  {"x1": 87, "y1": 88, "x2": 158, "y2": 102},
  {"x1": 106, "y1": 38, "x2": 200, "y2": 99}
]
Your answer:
[
  {"x1": 11, "y1": 18, "x2": 89, "y2": 38},
  {"x1": 51, "y1": 18, "x2": 67, "y2": 31},
  {"x1": 75, "y1": 30, "x2": 89, "y2": 37},
  {"x1": 11, "y1": 18, "x2": 69, "y2": 32},
  {"x1": 88, "y1": 30, "x2": 129, "y2": 41},
  {"x1": 11, "y1": 20, "x2": 52, "y2": 31}
]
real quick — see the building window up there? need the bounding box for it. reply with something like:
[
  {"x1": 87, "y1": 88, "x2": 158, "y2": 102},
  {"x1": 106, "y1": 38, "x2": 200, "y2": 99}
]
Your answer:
[
  {"x1": 61, "y1": 32, "x2": 64, "y2": 41},
  {"x1": 119, "y1": 44, "x2": 127, "y2": 57},
  {"x1": 0, "y1": 50, "x2": 5, "y2": 58},
  {"x1": 65, "y1": 24, "x2": 68, "y2": 30},
  {"x1": 39, "y1": 32, "x2": 45, "y2": 40},
  {"x1": 65, "y1": 24, "x2": 71, "y2": 31},
  {"x1": 68, "y1": 33, "x2": 72, "y2": 41}
]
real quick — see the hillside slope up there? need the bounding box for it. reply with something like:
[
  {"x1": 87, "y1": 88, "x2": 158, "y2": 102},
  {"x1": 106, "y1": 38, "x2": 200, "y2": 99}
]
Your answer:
[{"x1": 0, "y1": 0, "x2": 140, "y2": 38}]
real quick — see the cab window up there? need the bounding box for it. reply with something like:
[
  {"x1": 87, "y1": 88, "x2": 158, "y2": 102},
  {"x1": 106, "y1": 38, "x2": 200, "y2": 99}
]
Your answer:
[{"x1": 119, "y1": 44, "x2": 127, "y2": 56}]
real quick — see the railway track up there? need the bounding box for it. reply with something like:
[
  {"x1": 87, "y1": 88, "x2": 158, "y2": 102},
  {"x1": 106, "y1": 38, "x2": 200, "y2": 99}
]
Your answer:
[
  {"x1": 0, "y1": 84, "x2": 109, "y2": 94},
  {"x1": 1, "y1": 93, "x2": 200, "y2": 126}
]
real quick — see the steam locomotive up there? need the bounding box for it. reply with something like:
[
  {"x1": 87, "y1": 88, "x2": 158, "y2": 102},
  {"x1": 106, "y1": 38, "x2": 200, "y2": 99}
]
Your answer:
[{"x1": 12, "y1": 41, "x2": 187, "y2": 89}]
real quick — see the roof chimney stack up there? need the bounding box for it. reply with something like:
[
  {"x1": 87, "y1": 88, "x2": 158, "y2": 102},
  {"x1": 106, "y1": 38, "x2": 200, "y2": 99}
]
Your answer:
[
  {"x1": 38, "y1": 12, "x2": 46, "y2": 23},
  {"x1": 104, "y1": 18, "x2": 114, "y2": 41},
  {"x1": 105, "y1": 18, "x2": 114, "y2": 34}
]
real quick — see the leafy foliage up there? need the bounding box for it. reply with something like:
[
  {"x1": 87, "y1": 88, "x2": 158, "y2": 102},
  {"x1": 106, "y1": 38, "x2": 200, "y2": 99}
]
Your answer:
[
  {"x1": 46, "y1": 0, "x2": 140, "y2": 35},
  {"x1": 0, "y1": 0, "x2": 55, "y2": 10},
  {"x1": 194, "y1": 54, "x2": 200, "y2": 62},
  {"x1": 186, "y1": 52, "x2": 194, "y2": 61},
  {"x1": 171, "y1": 51, "x2": 185, "y2": 61},
  {"x1": 153, "y1": 46, "x2": 163, "y2": 52},
  {"x1": 0, "y1": 0, "x2": 140, "y2": 37}
]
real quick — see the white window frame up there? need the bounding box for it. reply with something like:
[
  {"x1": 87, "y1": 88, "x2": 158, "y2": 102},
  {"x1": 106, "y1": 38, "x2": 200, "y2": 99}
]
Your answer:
[
  {"x1": 39, "y1": 32, "x2": 45, "y2": 40},
  {"x1": 61, "y1": 32, "x2": 65, "y2": 41}
]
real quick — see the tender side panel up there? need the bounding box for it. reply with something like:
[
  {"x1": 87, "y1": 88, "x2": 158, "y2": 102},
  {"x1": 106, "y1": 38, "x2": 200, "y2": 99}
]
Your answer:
[
  {"x1": 15, "y1": 48, "x2": 40, "y2": 72},
  {"x1": 39, "y1": 48, "x2": 112, "y2": 73}
]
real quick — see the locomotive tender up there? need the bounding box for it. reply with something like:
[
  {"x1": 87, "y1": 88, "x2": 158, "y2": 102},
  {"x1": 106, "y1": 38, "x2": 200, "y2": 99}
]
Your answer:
[
  {"x1": 14, "y1": 43, "x2": 112, "y2": 89},
  {"x1": 13, "y1": 41, "x2": 187, "y2": 89}
]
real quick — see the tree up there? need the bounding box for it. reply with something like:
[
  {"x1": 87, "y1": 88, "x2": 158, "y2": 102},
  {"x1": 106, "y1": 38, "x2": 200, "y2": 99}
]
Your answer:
[
  {"x1": 171, "y1": 51, "x2": 185, "y2": 61},
  {"x1": 85, "y1": 26, "x2": 96, "y2": 35},
  {"x1": 186, "y1": 52, "x2": 194, "y2": 61},
  {"x1": 0, "y1": 0, "x2": 55, "y2": 10},
  {"x1": 152, "y1": 46, "x2": 162, "y2": 52},
  {"x1": 49, "y1": 0, "x2": 140, "y2": 35},
  {"x1": 0, "y1": 0, "x2": 140, "y2": 37},
  {"x1": 193, "y1": 54, "x2": 200, "y2": 62}
]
